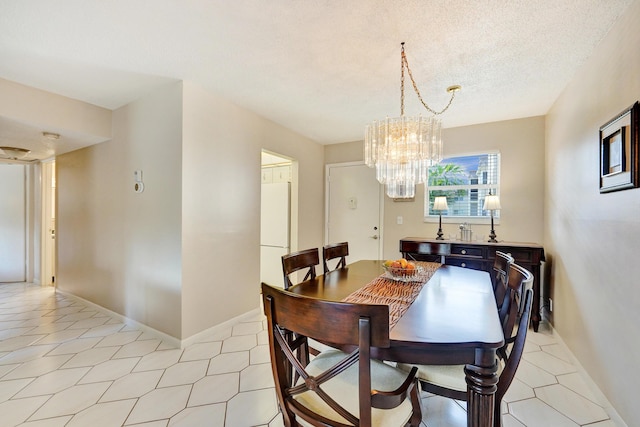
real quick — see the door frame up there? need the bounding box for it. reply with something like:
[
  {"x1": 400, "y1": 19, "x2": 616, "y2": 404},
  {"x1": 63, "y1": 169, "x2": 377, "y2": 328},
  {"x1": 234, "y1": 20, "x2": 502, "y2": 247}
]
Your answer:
[
  {"x1": 261, "y1": 149, "x2": 298, "y2": 253},
  {"x1": 40, "y1": 159, "x2": 56, "y2": 287},
  {"x1": 324, "y1": 161, "x2": 384, "y2": 260}
]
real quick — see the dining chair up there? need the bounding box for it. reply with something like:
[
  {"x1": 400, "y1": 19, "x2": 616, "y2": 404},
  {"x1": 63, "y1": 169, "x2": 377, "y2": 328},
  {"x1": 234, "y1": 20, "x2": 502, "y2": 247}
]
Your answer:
[
  {"x1": 281, "y1": 248, "x2": 319, "y2": 290},
  {"x1": 322, "y1": 241, "x2": 349, "y2": 274},
  {"x1": 398, "y1": 288, "x2": 533, "y2": 427},
  {"x1": 498, "y1": 263, "x2": 533, "y2": 358},
  {"x1": 492, "y1": 251, "x2": 514, "y2": 308},
  {"x1": 281, "y1": 248, "x2": 324, "y2": 356},
  {"x1": 261, "y1": 282, "x2": 422, "y2": 427}
]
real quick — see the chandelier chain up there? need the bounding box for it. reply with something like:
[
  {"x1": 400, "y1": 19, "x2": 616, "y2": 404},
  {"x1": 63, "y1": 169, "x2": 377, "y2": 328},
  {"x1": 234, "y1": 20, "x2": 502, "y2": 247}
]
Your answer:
[
  {"x1": 400, "y1": 43, "x2": 457, "y2": 116},
  {"x1": 400, "y1": 43, "x2": 406, "y2": 116}
]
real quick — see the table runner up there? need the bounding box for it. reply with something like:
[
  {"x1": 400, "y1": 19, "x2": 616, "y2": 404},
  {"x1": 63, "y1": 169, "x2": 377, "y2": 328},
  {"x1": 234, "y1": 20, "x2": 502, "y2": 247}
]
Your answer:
[{"x1": 342, "y1": 262, "x2": 441, "y2": 329}]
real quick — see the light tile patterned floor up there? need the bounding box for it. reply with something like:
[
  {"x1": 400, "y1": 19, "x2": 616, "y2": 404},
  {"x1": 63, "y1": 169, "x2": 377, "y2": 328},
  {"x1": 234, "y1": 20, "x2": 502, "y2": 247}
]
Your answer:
[{"x1": 0, "y1": 283, "x2": 621, "y2": 427}]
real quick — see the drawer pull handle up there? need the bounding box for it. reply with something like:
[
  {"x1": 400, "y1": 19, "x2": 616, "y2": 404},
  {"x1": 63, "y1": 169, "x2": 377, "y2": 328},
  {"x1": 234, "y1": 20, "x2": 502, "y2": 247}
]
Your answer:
[
  {"x1": 461, "y1": 249, "x2": 467, "y2": 255},
  {"x1": 461, "y1": 263, "x2": 466, "y2": 268}
]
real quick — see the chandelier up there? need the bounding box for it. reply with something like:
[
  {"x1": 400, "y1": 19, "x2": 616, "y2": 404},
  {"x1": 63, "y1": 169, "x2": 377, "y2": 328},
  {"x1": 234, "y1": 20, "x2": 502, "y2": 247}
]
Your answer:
[{"x1": 364, "y1": 43, "x2": 460, "y2": 198}]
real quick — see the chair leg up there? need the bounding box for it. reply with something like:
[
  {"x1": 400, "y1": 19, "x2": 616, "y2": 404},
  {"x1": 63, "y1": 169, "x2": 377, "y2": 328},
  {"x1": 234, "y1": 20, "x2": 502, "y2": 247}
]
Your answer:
[{"x1": 407, "y1": 381, "x2": 422, "y2": 427}]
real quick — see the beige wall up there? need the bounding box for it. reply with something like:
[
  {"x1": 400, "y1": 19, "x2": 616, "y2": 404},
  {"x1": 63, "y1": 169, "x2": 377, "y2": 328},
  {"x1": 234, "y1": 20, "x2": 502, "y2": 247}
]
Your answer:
[
  {"x1": 0, "y1": 79, "x2": 113, "y2": 287},
  {"x1": 180, "y1": 82, "x2": 325, "y2": 338},
  {"x1": 545, "y1": 0, "x2": 640, "y2": 424},
  {"x1": 57, "y1": 82, "x2": 184, "y2": 338},
  {"x1": 0, "y1": 78, "x2": 111, "y2": 141},
  {"x1": 325, "y1": 116, "x2": 546, "y2": 260},
  {"x1": 55, "y1": 80, "x2": 325, "y2": 341}
]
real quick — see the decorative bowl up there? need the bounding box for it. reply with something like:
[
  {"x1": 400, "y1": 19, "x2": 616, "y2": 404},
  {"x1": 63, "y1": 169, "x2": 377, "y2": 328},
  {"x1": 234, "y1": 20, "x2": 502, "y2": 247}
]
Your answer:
[{"x1": 382, "y1": 263, "x2": 421, "y2": 281}]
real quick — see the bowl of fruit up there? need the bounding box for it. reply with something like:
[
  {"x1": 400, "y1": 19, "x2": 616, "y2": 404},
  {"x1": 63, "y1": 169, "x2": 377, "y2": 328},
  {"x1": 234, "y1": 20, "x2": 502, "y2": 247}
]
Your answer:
[{"x1": 382, "y1": 258, "x2": 420, "y2": 281}]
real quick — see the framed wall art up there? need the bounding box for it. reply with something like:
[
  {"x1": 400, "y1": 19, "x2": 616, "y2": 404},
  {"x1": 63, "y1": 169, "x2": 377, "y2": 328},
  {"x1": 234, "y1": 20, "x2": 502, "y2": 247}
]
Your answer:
[{"x1": 599, "y1": 101, "x2": 639, "y2": 193}]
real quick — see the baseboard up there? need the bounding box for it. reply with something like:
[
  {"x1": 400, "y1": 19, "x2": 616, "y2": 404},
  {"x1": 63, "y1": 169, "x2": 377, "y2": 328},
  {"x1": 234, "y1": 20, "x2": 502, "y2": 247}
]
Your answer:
[
  {"x1": 55, "y1": 288, "x2": 262, "y2": 350},
  {"x1": 542, "y1": 321, "x2": 628, "y2": 427},
  {"x1": 180, "y1": 307, "x2": 262, "y2": 348},
  {"x1": 55, "y1": 289, "x2": 182, "y2": 349}
]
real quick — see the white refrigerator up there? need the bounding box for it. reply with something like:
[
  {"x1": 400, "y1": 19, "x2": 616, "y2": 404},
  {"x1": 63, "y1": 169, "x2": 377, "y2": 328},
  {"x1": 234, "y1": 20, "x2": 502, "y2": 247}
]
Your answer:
[{"x1": 260, "y1": 182, "x2": 290, "y2": 288}]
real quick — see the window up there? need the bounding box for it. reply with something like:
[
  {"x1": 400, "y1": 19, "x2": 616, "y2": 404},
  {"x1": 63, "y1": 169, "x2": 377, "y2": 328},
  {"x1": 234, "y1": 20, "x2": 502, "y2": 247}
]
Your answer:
[{"x1": 424, "y1": 152, "x2": 500, "y2": 222}]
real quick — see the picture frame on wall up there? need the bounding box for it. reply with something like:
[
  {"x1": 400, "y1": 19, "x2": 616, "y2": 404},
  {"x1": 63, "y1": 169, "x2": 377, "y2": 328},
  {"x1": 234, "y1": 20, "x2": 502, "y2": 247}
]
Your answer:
[{"x1": 599, "y1": 101, "x2": 639, "y2": 193}]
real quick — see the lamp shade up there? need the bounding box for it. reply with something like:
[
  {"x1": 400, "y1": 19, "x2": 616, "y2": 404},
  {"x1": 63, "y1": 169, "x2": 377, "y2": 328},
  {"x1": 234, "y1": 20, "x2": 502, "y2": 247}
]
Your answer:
[
  {"x1": 483, "y1": 194, "x2": 501, "y2": 210},
  {"x1": 433, "y1": 196, "x2": 448, "y2": 211}
]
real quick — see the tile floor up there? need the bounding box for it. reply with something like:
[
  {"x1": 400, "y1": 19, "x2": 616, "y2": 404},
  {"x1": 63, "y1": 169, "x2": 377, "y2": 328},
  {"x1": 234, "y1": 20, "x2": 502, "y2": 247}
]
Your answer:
[{"x1": 0, "y1": 283, "x2": 622, "y2": 427}]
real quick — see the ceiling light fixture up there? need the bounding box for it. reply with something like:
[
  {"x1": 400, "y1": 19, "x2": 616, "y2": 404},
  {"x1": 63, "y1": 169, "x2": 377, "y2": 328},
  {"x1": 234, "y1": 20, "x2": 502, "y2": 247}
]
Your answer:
[
  {"x1": 364, "y1": 42, "x2": 461, "y2": 199},
  {"x1": 0, "y1": 146, "x2": 31, "y2": 160},
  {"x1": 42, "y1": 132, "x2": 60, "y2": 140}
]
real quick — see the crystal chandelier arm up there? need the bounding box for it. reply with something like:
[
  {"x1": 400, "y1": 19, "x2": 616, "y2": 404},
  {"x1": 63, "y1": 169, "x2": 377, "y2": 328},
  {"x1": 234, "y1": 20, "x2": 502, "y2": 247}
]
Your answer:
[{"x1": 401, "y1": 43, "x2": 460, "y2": 116}]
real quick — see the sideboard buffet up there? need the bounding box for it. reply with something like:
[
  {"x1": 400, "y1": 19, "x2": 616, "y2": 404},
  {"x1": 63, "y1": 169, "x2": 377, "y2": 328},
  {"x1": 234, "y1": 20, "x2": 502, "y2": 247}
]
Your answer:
[{"x1": 399, "y1": 237, "x2": 545, "y2": 331}]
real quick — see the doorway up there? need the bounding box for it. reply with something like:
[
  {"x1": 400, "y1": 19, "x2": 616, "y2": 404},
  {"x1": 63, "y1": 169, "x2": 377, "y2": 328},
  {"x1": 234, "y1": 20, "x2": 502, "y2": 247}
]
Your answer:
[
  {"x1": 260, "y1": 150, "x2": 297, "y2": 287},
  {"x1": 325, "y1": 162, "x2": 383, "y2": 262},
  {"x1": 41, "y1": 160, "x2": 56, "y2": 286}
]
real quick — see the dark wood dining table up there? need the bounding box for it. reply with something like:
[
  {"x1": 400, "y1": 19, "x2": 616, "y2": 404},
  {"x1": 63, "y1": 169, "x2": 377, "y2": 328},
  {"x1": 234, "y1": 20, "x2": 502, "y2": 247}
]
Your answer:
[{"x1": 288, "y1": 259, "x2": 505, "y2": 427}]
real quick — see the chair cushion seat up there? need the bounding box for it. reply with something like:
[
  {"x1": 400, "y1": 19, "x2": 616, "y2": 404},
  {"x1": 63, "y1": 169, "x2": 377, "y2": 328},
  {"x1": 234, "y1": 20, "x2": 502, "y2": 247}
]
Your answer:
[
  {"x1": 397, "y1": 359, "x2": 504, "y2": 393},
  {"x1": 294, "y1": 350, "x2": 414, "y2": 426}
]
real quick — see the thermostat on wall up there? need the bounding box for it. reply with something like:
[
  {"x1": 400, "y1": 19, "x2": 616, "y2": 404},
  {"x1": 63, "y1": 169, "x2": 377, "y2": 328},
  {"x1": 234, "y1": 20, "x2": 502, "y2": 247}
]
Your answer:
[{"x1": 134, "y1": 170, "x2": 144, "y2": 193}]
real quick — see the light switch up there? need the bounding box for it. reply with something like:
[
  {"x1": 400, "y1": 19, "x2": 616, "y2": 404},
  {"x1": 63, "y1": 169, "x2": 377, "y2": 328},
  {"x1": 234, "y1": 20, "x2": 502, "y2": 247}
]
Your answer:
[
  {"x1": 348, "y1": 197, "x2": 357, "y2": 209},
  {"x1": 397, "y1": 216, "x2": 403, "y2": 225},
  {"x1": 134, "y1": 170, "x2": 144, "y2": 193}
]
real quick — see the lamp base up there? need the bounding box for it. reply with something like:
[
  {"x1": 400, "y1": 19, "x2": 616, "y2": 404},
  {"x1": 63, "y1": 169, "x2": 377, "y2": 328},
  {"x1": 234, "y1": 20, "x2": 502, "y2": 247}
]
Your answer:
[
  {"x1": 487, "y1": 213, "x2": 498, "y2": 243},
  {"x1": 436, "y1": 214, "x2": 444, "y2": 240}
]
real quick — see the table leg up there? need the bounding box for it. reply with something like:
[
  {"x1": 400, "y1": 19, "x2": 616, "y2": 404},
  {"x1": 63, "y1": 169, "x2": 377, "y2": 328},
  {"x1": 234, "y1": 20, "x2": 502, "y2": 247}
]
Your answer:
[
  {"x1": 465, "y1": 350, "x2": 499, "y2": 427},
  {"x1": 531, "y1": 268, "x2": 541, "y2": 332}
]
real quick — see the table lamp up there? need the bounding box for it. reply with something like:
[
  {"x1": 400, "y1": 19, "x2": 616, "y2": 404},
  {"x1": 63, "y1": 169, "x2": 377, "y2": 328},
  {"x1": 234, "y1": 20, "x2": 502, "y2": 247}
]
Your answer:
[
  {"x1": 433, "y1": 196, "x2": 448, "y2": 240},
  {"x1": 483, "y1": 194, "x2": 501, "y2": 243}
]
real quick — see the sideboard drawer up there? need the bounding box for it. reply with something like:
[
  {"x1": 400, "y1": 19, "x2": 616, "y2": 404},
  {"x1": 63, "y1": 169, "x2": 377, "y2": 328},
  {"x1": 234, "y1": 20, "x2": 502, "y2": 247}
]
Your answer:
[
  {"x1": 445, "y1": 258, "x2": 487, "y2": 270},
  {"x1": 450, "y1": 244, "x2": 485, "y2": 258},
  {"x1": 400, "y1": 240, "x2": 451, "y2": 256},
  {"x1": 487, "y1": 246, "x2": 543, "y2": 265}
]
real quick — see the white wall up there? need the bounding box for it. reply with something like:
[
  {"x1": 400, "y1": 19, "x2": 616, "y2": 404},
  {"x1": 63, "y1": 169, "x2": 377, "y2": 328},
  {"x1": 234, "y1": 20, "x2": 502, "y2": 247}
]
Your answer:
[
  {"x1": 57, "y1": 82, "x2": 184, "y2": 338},
  {"x1": 325, "y1": 116, "x2": 546, "y2": 260},
  {"x1": 545, "y1": 0, "x2": 640, "y2": 424},
  {"x1": 181, "y1": 82, "x2": 325, "y2": 338}
]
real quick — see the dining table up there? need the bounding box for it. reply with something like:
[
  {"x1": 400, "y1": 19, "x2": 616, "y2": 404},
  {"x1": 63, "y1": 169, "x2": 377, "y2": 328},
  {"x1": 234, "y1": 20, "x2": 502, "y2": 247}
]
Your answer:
[{"x1": 288, "y1": 259, "x2": 505, "y2": 427}]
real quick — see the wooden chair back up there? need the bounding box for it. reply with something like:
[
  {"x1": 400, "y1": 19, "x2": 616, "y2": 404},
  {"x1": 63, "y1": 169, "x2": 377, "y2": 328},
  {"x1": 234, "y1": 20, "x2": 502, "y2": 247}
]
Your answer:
[
  {"x1": 322, "y1": 241, "x2": 349, "y2": 273},
  {"x1": 492, "y1": 251, "x2": 514, "y2": 307},
  {"x1": 499, "y1": 263, "x2": 533, "y2": 345},
  {"x1": 261, "y1": 283, "x2": 421, "y2": 427},
  {"x1": 494, "y1": 288, "x2": 533, "y2": 424},
  {"x1": 281, "y1": 248, "x2": 319, "y2": 289}
]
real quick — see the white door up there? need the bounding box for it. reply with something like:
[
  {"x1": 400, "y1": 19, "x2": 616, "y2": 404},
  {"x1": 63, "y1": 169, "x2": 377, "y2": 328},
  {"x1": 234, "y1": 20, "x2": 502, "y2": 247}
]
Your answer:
[
  {"x1": 0, "y1": 164, "x2": 26, "y2": 282},
  {"x1": 325, "y1": 162, "x2": 382, "y2": 262}
]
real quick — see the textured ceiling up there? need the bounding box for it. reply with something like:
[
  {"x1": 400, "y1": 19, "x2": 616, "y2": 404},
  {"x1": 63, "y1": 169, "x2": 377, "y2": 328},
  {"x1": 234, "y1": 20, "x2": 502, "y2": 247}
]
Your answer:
[{"x1": 0, "y1": 0, "x2": 635, "y2": 160}]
